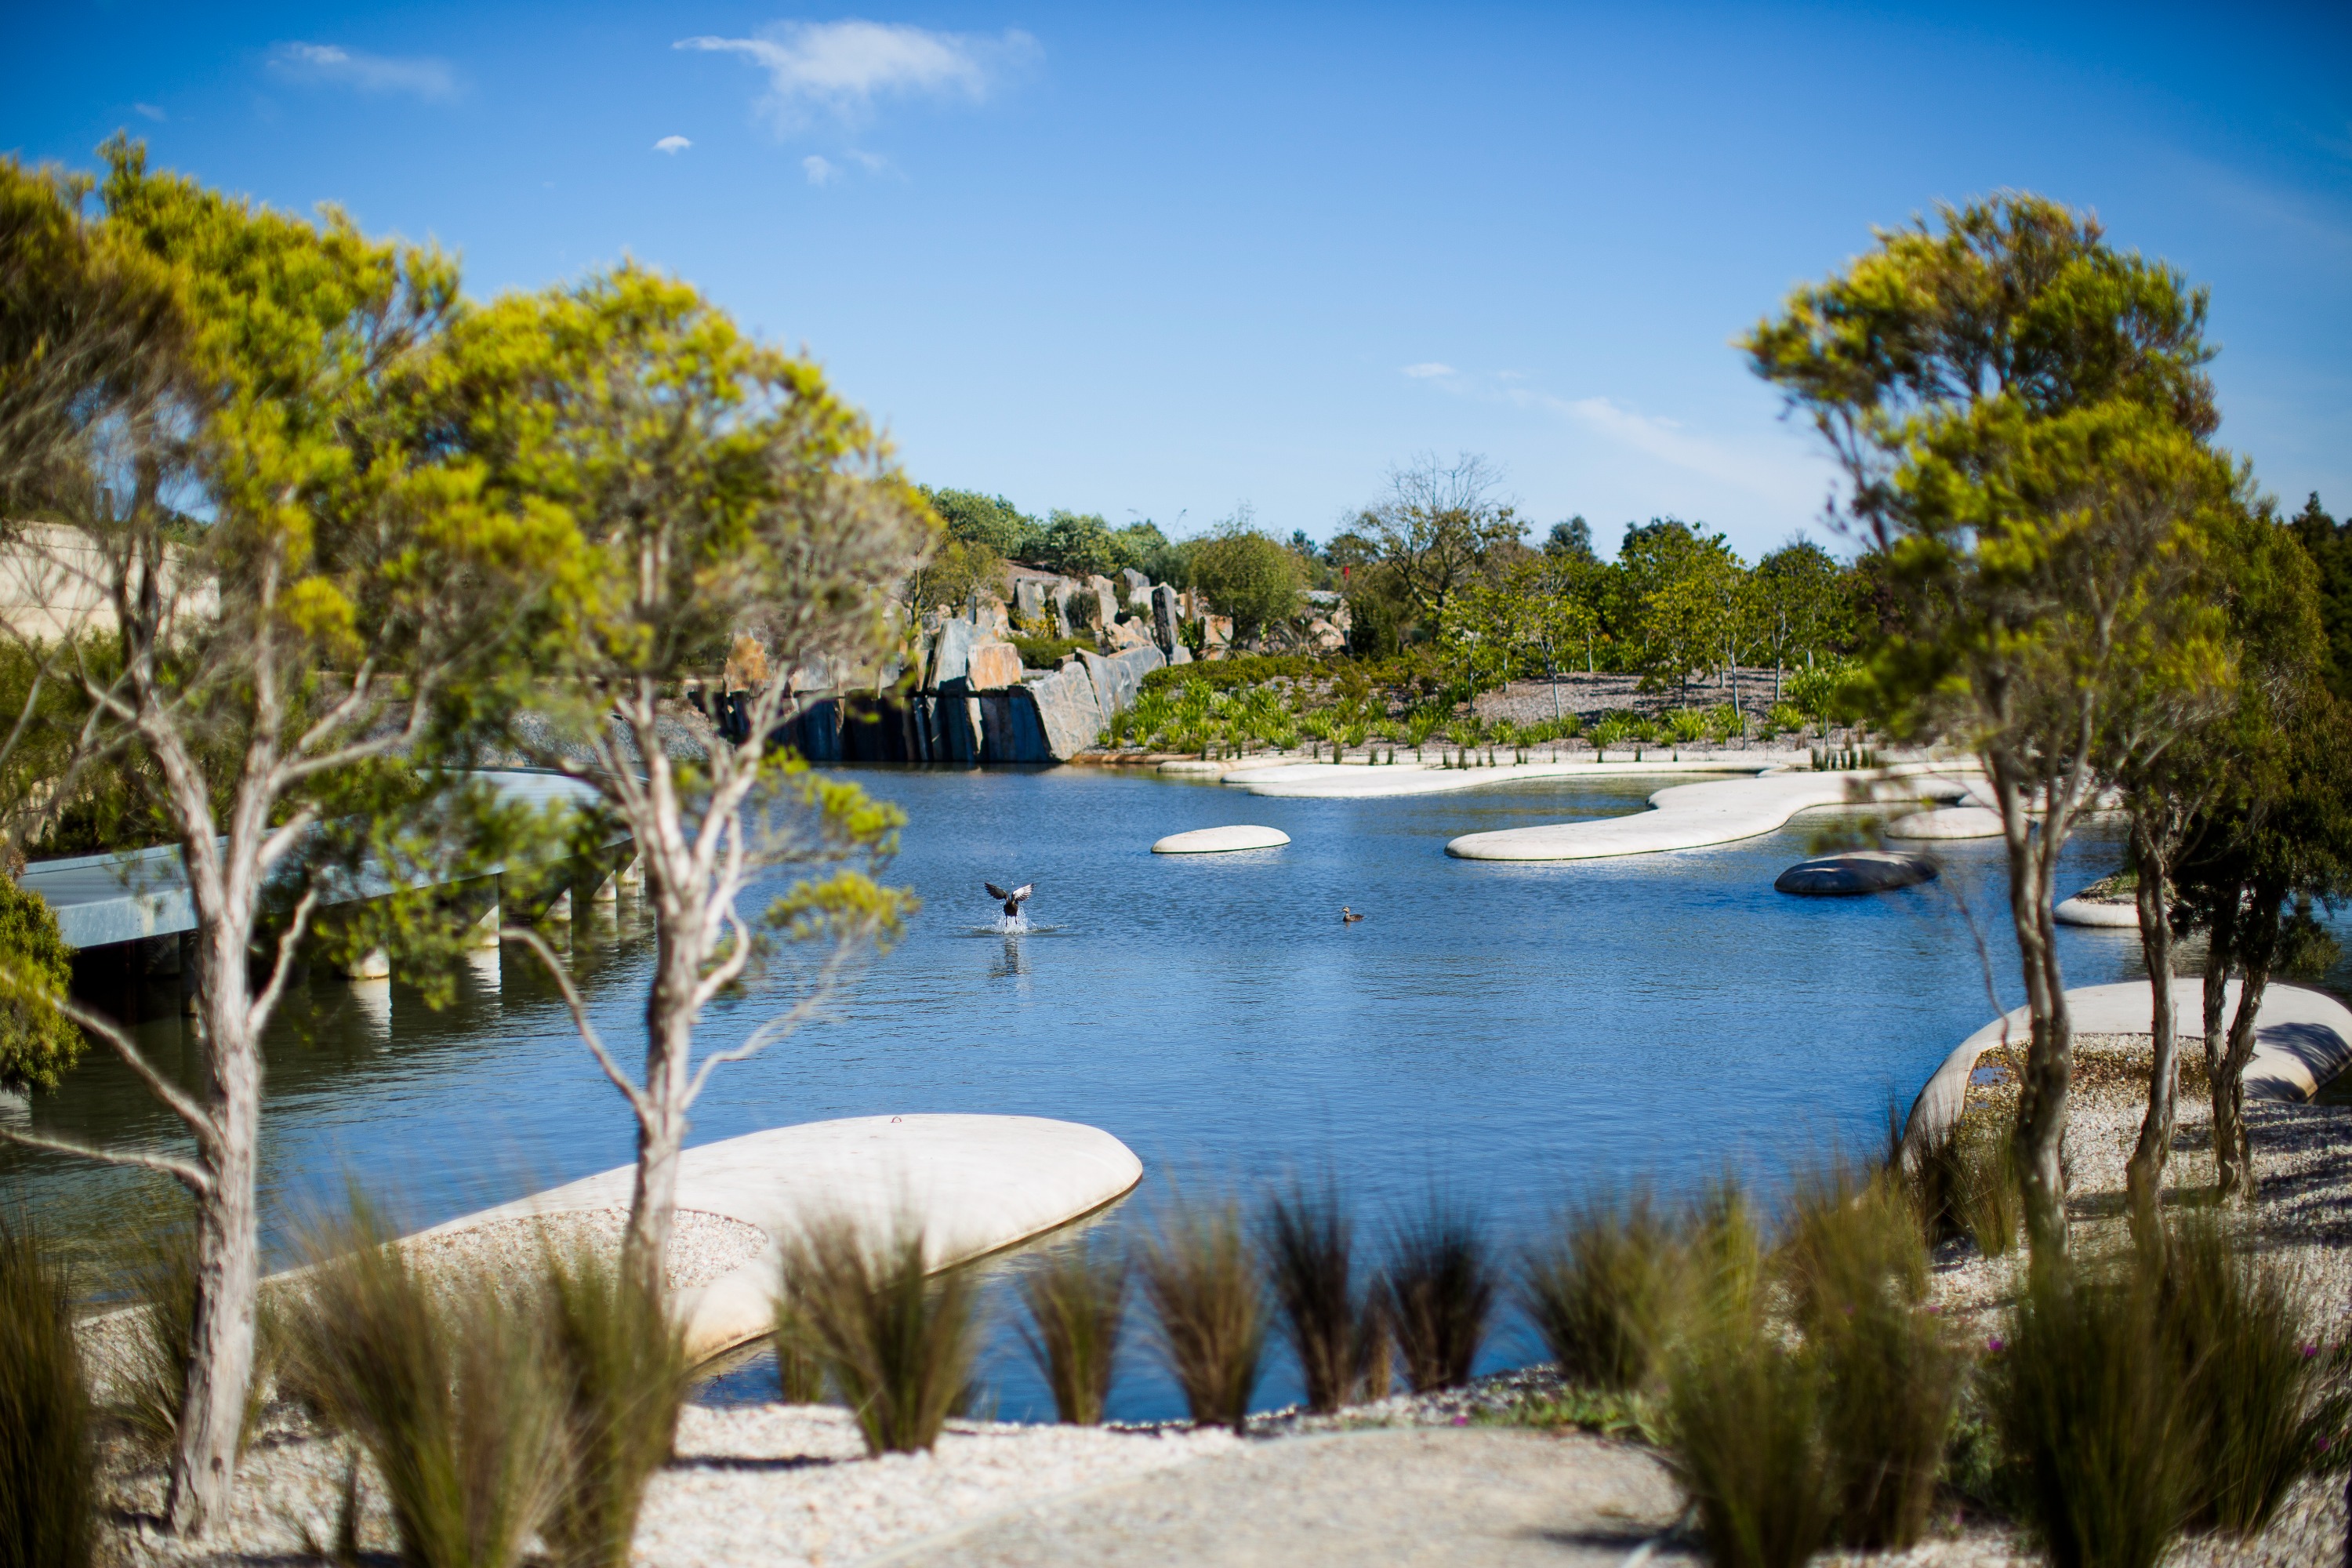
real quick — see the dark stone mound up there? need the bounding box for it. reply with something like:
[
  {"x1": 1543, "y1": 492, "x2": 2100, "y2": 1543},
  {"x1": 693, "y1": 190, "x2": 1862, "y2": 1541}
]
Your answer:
[{"x1": 1774, "y1": 851, "x2": 1939, "y2": 897}]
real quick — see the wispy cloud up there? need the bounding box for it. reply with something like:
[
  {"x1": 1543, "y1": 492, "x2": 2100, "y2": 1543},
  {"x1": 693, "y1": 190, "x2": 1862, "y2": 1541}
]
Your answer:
[
  {"x1": 1401, "y1": 362, "x2": 1456, "y2": 379},
  {"x1": 675, "y1": 20, "x2": 1038, "y2": 131},
  {"x1": 803, "y1": 154, "x2": 838, "y2": 185},
  {"x1": 655, "y1": 135, "x2": 692, "y2": 154},
  {"x1": 132, "y1": 102, "x2": 166, "y2": 122},
  {"x1": 267, "y1": 42, "x2": 457, "y2": 100}
]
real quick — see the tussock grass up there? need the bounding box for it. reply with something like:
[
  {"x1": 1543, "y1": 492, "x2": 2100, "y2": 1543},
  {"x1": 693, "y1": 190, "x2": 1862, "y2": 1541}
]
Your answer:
[
  {"x1": 1780, "y1": 1170, "x2": 1961, "y2": 1552},
  {"x1": 1988, "y1": 1259, "x2": 2198, "y2": 1568},
  {"x1": 1139, "y1": 1195, "x2": 1264, "y2": 1432},
  {"x1": 1519, "y1": 1188, "x2": 1676, "y2": 1392},
  {"x1": 0, "y1": 1213, "x2": 93, "y2": 1568},
  {"x1": 540, "y1": 1244, "x2": 690, "y2": 1568},
  {"x1": 779, "y1": 1219, "x2": 978, "y2": 1455},
  {"x1": 2160, "y1": 1212, "x2": 2339, "y2": 1537},
  {"x1": 1262, "y1": 1179, "x2": 1386, "y2": 1414},
  {"x1": 286, "y1": 1200, "x2": 568, "y2": 1568},
  {"x1": 1381, "y1": 1195, "x2": 1498, "y2": 1394},
  {"x1": 1896, "y1": 1110, "x2": 2020, "y2": 1258},
  {"x1": 771, "y1": 1296, "x2": 826, "y2": 1404},
  {"x1": 1015, "y1": 1236, "x2": 1127, "y2": 1425}
]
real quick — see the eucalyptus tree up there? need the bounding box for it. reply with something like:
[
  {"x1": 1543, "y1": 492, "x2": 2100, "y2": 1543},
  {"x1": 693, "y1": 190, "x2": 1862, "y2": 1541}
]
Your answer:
[
  {"x1": 1745, "y1": 194, "x2": 2226, "y2": 1255},
  {"x1": 448, "y1": 265, "x2": 931, "y2": 1296},
  {"x1": 0, "y1": 144, "x2": 521, "y2": 1533},
  {"x1": 1754, "y1": 539, "x2": 1849, "y2": 700},
  {"x1": 1351, "y1": 452, "x2": 1523, "y2": 626}
]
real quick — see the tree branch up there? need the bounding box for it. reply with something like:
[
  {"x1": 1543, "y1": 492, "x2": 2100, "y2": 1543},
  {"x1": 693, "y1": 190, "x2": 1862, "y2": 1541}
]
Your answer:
[
  {"x1": 51, "y1": 992, "x2": 220, "y2": 1146},
  {"x1": 0, "y1": 1123, "x2": 214, "y2": 1195},
  {"x1": 499, "y1": 925, "x2": 652, "y2": 1118},
  {"x1": 245, "y1": 887, "x2": 321, "y2": 1040}
]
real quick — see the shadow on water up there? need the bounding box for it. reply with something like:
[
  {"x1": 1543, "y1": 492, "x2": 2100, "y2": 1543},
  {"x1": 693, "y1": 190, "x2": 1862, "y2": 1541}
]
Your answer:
[{"x1": 8, "y1": 764, "x2": 2241, "y2": 1418}]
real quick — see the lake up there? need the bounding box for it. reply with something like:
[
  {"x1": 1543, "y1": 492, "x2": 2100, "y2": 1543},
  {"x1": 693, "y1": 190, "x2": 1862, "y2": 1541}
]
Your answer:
[{"x1": 6, "y1": 764, "x2": 2158, "y2": 1420}]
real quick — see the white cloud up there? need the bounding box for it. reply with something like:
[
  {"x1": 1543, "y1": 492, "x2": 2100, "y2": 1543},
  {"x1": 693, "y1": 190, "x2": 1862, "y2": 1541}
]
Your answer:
[
  {"x1": 802, "y1": 154, "x2": 838, "y2": 185},
  {"x1": 675, "y1": 20, "x2": 1037, "y2": 130},
  {"x1": 655, "y1": 135, "x2": 692, "y2": 154},
  {"x1": 267, "y1": 42, "x2": 457, "y2": 100},
  {"x1": 132, "y1": 103, "x2": 166, "y2": 122},
  {"x1": 1401, "y1": 362, "x2": 1456, "y2": 379}
]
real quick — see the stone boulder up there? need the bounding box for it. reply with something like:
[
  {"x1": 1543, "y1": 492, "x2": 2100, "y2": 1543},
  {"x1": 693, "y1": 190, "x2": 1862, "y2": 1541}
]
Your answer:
[
  {"x1": 1087, "y1": 575, "x2": 1120, "y2": 630},
  {"x1": 928, "y1": 617, "x2": 975, "y2": 688},
  {"x1": 966, "y1": 639, "x2": 1024, "y2": 691},
  {"x1": 1013, "y1": 579, "x2": 1047, "y2": 622},
  {"x1": 1106, "y1": 616, "x2": 1152, "y2": 652},
  {"x1": 1150, "y1": 584, "x2": 1181, "y2": 655},
  {"x1": 1120, "y1": 568, "x2": 1149, "y2": 604},
  {"x1": 1080, "y1": 644, "x2": 1166, "y2": 719},
  {"x1": 1773, "y1": 851, "x2": 1939, "y2": 897},
  {"x1": 1304, "y1": 618, "x2": 1345, "y2": 652},
  {"x1": 1024, "y1": 662, "x2": 1105, "y2": 759}
]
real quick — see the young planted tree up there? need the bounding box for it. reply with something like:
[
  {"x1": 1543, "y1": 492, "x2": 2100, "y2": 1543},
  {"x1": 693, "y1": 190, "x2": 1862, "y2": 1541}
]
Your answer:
[
  {"x1": 1746, "y1": 195, "x2": 2225, "y2": 1255},
  {"x1": 448, "y1": 266, "x2": 930, "y2": 1295},
  {"x1": 1350, "y1": 452, "x2": 1523, "y2": 626},
  {"x1": 0, "y1": 145, "x2": 523, "y2": 1532},
  {"x1": 1754, "y1": 539, "x2": 1849, "y2": 701}
]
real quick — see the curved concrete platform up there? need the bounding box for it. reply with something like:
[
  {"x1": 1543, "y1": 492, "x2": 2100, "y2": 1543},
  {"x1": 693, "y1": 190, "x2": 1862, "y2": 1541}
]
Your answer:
[
  {"x1": 1152, "y1": 824, "x2": 1290, "y2": 854},
  {"x1": 1773, "y1": 850, "x2": 1938, "y2": 896},
  {"x1": 1901, "y1": 981, "x2": 2352, "y2": 1160},
  {"x1": 408, "y1": 1114, "x2": 1142, "y2": 1362},
  {"x1": 1887, "y1": 806, "x2": 2004, "y2": 840},
  {"x1": 1225, "y1": 757, "x2": 1788, "y2": 800},
  {"x1": 2056, "y1": 895, "x2": 2140, "y2": 928},
  {"x1": 1443, "y1": 764, "x2": 1976, "y2": 862}
]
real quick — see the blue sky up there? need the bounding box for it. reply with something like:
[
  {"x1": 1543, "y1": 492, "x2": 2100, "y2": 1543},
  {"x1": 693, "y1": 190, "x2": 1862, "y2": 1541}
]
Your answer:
[{"x1": 5, "y1": 2, "x2": 2347, "y2": 560}]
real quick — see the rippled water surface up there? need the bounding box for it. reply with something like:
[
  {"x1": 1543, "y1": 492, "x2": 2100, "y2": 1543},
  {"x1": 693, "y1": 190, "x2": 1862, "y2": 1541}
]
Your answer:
[{"x1": 10, "y1": 764, "x2": 2167, "y2": 1418}]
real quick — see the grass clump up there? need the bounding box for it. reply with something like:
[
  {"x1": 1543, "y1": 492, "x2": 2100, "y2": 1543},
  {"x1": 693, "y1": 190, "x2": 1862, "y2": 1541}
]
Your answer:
[
  {"x1": 539, "y1": 1245, "x2": 691, "y2": 1568},
  {"x1": 1987, "y1": 1259, "x2": 2198, "y2": 1568},
  {"x1": 287, "y1": 1200, "x2": 568, "y2": 1568},
  {"x1": 0, "y1": 1213, "x2": 93, "y2": 1568},
  {"x1": 1780, "y1": 1171, "x2": 1962, "y2": 1552},
  {"x1": 779, "y1": 1219, "x2": 978, "y2": 1455},
  {"x1": 1263, "y1": 1179, "x2": 1388, "y2": 1414},
  {"x1": 1016, "y1": 1235, "x2": 1128, "y2": 1425},
  {"x1": 1898, "y1": 1110, "x2": 2020, "y2": 1258},
  {"x1": 1381, "y1": 1195, "x2": 1498, "y2": 1393},
  {"x1": 1140, "y1": 1194, "x2": 1265, "y2": 1432},
  {"x1": 2160, "y1": 1212, "x2": 2342, "y2": 1537},
  {"x1": 1520, "y1": 1188, "x2": 1676, "y2": 1392}
]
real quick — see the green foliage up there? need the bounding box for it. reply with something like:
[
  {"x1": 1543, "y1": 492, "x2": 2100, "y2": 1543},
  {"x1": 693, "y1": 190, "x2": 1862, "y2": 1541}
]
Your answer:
[
  {"x1": 1036, "y1": 510, "x2": 1120, "y2": 579},
  {"x1": 1140, "y1": 1194, "x2": 1265, "y2": 1432},
  {"x1": 1190, "y1": 523, "x2": 1306, "y2": 642},
  {"x1": 906, "y1": 535, "x2": 1010, "y2": 615},
  {"x1": 771, "y1": 1296, "x2": 825, "y2": 1403},
  {"x1": 1379, "y1": 1196, "x2": 1498, "y2": 1394},
  {"x1": 0, "y1": 1213, "x2": 93, "y2": 1568},
  {"x1": 288, "y1": 1197, "x2": 569, "y2": 1568},
  {"x1": 1015, "y1": 1236, "x2": 1128, "y2": 1426},
  {"x1": 780, "y1": 1219, "x2": 978, "y2": 1455},
  {"x1": 540, "y1": 1241, "x2": 690, "y2": 1568},
  {"x1": 0, "y1": 878, "x2": 76, "y2": 1093},
  {"x1": 920, "y1": 487, "x2": 1034, "y2": 559}
]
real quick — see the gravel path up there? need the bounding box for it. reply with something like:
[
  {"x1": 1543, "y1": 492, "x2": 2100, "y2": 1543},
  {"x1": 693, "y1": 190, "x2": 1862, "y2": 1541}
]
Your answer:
[
  {"x1": 403, "y1": 1206, "x2": 770, "y2": 1297},
  {"x1": 873, "y1": 1428, "x2": 1687, "y2": 1568}
]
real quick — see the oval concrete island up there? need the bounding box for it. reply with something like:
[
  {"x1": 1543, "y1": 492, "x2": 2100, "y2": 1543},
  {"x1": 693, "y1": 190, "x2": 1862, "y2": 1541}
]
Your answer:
[
  {"x1": 1886, "y1": 806, "x2": 2003, "y2": 840},
  {"x1": 1773, "y1": 850, "x2": 1939, "y2": 896},
  {"x1": 401, "y1": 1114, "x2": 1142, "y2": 1363},
  {"x1": 1152, "y1": 824, "x2": 1291, "y2": 854}
]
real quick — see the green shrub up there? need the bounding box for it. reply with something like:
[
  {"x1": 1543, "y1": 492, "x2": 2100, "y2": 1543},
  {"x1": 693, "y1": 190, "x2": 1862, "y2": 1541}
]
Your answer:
[
  {"x1": 1768, "y1": 702, "x2": 1806, "y2": 735},
  {"x1": 1520, "y1": 1189, "x2": 1677, "y2": 1392},
  {"x1": 1140, "y1": 1195, "x2": 1265, "y2": 1432},
  {"x1": 1668, "y1": 708, "x2": 1708, "y2": 743},
  {"x1": 1016, "y1": 1236, "x2": 1128, "y2": 1425},
  {"x1": 1009, "y1": 634, "x2": 1091, "y2": 668},
  {"x1": 0, "y1": 1213, "x2": 93, "y2": 1568},
  {"x1": 1380, "y1": 1196, "x2": 1498, "y2": 1394},
  {"x1": 771, "y1": 1294, "x2": 826, "y2": 1403},
  {"x1": 1703, "y1": 704, "x2": 1743, "y2": 741},
  {"x1": 540, "y1": 1244, "x2": 691, "y2": 1568},
  {"x1": 289, "y1": 1202, "x2": 569, "y2": 1568},
  {"x1": 1990, "y1": 1261, "x2": 2199, "y2": 1568},
  {"x1": 0, "y1": 878, "x2": 80, "y2": 1094},
  {"x1": 1263, "y1": 1181, "x2": 1387, "y2": 1414},
  {"x1": 780, "y1": 1220, "x2": 978, "y2": 1455}
]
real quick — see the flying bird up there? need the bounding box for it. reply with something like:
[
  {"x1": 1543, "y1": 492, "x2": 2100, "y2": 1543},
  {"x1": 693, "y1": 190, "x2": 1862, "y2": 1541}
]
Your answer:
[
  {"x1": 1341, "y1": 906, "x2": 1363, "y2": 923},
  {"x1": 985, "y1": 882, "x2": 1034, "y2": 920}
]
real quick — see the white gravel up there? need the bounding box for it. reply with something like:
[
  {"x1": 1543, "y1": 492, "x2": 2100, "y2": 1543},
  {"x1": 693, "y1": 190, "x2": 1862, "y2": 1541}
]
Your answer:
[{"x1": 403, "y1": 1206, "x2": 771, "y2": 1297}]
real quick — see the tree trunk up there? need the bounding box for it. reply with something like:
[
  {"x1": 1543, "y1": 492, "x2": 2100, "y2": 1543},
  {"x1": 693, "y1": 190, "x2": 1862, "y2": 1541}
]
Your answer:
[
  {"x1": 2213, "y1": 887, "x2": 2279, "y2": 1207},
  {"x1": 2125, "y1": 830, "x2": 2177, "y2": 1247},
  {"x1": 625, "y1": 914, "x2": 703, "y2": 1297},
  {"x1": 165, "y1": 936, "x2": 261, "y2": 1535},
  {"x1": 1998, "y1": 768, "x2": 2074, "y2": 1259}
]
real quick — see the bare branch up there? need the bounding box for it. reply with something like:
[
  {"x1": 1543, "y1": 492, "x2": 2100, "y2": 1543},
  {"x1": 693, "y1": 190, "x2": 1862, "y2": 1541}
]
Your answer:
[
  {"x1": 52, "y1": 992, "x2": 220, "y2": 1145},
  {"x1": 0, "y1": 1123, "x2": 213, "y2": 1195},
  {"x1": 499, "y1": 926, "x2": 652, "y2": 1118},
  {"x1": 244, "y1": 887, "x2": 322, "y2": 1040}
]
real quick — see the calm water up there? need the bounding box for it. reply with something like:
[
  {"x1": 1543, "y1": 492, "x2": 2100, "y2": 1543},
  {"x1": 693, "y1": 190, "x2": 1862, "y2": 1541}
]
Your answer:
[{"x1": 9, "y1": 764, "x2": 2166, "y2": 1418}]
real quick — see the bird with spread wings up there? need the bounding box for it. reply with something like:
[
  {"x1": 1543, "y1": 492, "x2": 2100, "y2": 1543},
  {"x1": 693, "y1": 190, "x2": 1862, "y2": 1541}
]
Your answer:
[{"x1": 985, "y1": 882, "x2": 1034, "y2": 920}]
